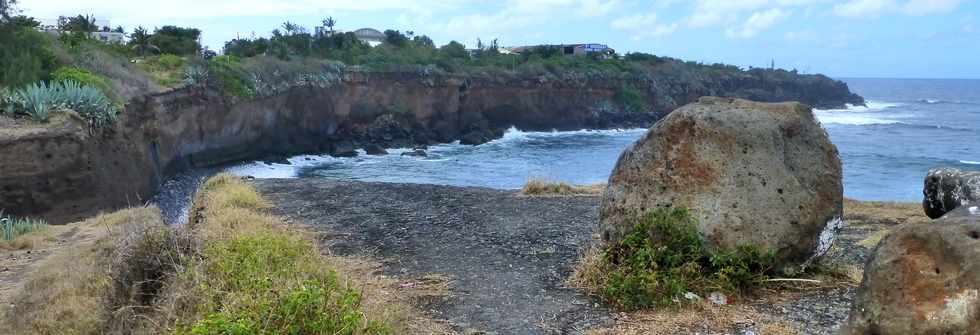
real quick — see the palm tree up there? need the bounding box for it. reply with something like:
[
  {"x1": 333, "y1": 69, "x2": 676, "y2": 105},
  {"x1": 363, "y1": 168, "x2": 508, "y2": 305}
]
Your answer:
[
  {"x1": 130, "y1": 26, "x2": 159, "y2": 56},
  {"x1": 281, "y1": 21, "x2": 297, "y2": 36},
  {"x1": 322, "y1": 16, "x2": 336, "y2": 33}
]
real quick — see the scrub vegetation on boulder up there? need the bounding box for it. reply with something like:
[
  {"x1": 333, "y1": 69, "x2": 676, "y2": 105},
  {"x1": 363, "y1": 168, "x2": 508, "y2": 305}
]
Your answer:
[{"x1": 572, "y1": 208, "x2": 776, "y2": 310}]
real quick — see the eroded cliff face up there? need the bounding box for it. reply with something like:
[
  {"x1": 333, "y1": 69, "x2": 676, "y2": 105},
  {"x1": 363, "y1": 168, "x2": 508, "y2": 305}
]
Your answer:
[{"x1": 0, "y1": 71, "x2": 861, "y2": 223}]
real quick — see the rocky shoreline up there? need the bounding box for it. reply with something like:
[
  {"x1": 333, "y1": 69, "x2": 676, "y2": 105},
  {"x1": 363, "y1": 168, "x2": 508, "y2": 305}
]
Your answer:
[{"x1": 1, "y1": 69, "x2": 864, "y2": 224}]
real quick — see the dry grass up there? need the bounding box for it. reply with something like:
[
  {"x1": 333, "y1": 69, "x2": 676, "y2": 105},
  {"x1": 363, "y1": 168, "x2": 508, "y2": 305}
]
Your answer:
[
  {"x1": 2, "y1": 207, "x2": 166, "y2": 335},
  {"x1": 520, "y1": 179, "x2": 605, "y2": 196},
  {"x1": 585, "y1": 301, "x2": 801, "y2": 335}
]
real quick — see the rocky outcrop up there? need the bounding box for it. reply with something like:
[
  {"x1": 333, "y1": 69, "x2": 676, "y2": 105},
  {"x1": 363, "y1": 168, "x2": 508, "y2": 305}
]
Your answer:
[
  {"x1": 0, "y1": 70, "x2": 862, "y2": 223},
  {"x1": 923, "y1": 167, "x2": 980, "y2": 219},
  {"x1": 599, "y1": 97, "x2": 843, "y2": 272},
  {"x1": 843, "y1": 204, "x2": 980, "y2": 334}
]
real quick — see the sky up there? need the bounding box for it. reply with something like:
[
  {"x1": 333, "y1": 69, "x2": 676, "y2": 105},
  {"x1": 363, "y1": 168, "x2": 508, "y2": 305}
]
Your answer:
[{"x1": 16, "y1": 0, "x2": 980, "y2": 79}]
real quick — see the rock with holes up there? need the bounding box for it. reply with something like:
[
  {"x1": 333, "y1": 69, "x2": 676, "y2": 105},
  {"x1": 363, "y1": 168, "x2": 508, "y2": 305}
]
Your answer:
[
  {"x1": 599, "y1": 97, "x2": 843, "y2": 272},
  {"x1": 843, "y1": 205, "x2": 980, "y2": 335},
  {"x1": 923, "y1": 167, "x2": 980, "y2": 219}
]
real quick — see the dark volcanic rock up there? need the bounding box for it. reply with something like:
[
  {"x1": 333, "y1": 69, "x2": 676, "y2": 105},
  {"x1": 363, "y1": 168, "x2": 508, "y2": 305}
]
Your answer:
[
  {"x1": 329, "y1": 141, "x2": 358, "y2": 157},
  {"x1": 843, "y1": 204, "x2": 980, "y2": 335},
  {"x1": 599, "y1": 97, "x2": 843, "y2": 272},
  {"x1": 923, "y1": 167, "x2": 980, "y2": 219},
  {"x1": 364, "y1": 144, "x2": 387, "y2": 156},
  {"x1": 400, "y1": 149, "x2": 427, "y2": 157},
  {"x1": 460, "y1": 130, "x2": 493, "y2": 145},
  {"x1": 252, "y1": 179, "x2": 613, "y2": 334}
]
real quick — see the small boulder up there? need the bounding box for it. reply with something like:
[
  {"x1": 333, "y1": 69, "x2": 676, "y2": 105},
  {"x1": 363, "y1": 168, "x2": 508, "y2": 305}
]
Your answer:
[
  {"x1": 923, "y1": 167, "x2": 980, "y2": 219},
  {"x1": 842, "y1": 204, "x2": 980, "y2": 335},
  {"x1": 401, "y1": 149, "x2": 427, "y2": 158},
  {"x1": 364, "y1": 144, "x2": 388, "y2": 156},
  {"x1": 460, "y1": 130, "x2": 494, "y2": 145},
  {"x1": 329, "y1": 141, "x2": 357, "y2": 158},
  {"x1": 599, "y1": 97, "x2": 843, "y2": 272}
]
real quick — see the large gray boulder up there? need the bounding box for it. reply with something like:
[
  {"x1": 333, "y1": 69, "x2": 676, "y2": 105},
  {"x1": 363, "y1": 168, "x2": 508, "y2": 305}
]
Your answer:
[
  {"x1": 923, "y1": 167, "x2": 980, "y2": 219},
  {"x1": 599, "y1": 97, "x2": 843, "y2": 271},
  {"x1": 843, "y1": 204, "x2": 980, "y2": 334}
]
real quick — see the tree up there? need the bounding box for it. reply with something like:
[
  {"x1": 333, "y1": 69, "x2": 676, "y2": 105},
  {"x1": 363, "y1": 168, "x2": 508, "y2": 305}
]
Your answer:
[
  {"x1": 439, "y1": 41, "x2": 468, "y2": 59},
  {"x1": 58, "y1": 14, "x2": 97, "y2": 32},
  {"x1": 129, "y1": 26, "x2": 159, "y2": 55},
  {"x1": 383, "y1": 29, "x2": 408, "y2": 47},
  {"x1": 0, "y1": 0, "x2": 17, "y2": 21},
  {"x1": 112, "y1": 26, "x2": 124, "y2": 34},
  {"x1": 149, "y1": 25, "x2": 201, "y2": 55},
  {"x1": 322, "y1": 16, "x2": 336, "y2": 33},
  {"x1": 8, "y1": 15, "x2": 38, "y2": 28},
  {"x1": 413, "y1": 35, "x2": 434, "y2": 49}
]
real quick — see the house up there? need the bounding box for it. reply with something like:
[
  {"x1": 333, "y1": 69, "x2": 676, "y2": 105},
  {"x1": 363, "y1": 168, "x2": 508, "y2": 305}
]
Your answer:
[
  {"x1": 504, "y1": 43, "x2": 615, "y2": 57},
  {"x1": 37, "y1": 18, "x2": 125, "y2": 44},
  {"x1": 352, "y1": 28, "x2": 385, "y2": 47}
]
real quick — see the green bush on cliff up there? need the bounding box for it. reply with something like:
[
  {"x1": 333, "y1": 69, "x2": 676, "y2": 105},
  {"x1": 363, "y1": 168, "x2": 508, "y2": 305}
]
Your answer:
[
  {"x1": 614, "y1": 85, "x2": 648, "y2": 113},
  {"x1": 0, "y1": 24, "x2": 60, "y2": 88},
  {"x1": 207, "y1": 55, "x2": 254, "y2": 99},
  {"x1": 574, "y1": 208, "x2": 775, "y2": 310},
  {"x1": 52, "y1": 66, "x2": 113, "y2": 95}
]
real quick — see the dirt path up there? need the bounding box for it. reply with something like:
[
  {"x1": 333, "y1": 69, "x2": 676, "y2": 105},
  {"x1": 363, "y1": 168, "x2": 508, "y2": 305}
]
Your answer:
[{"x1": 256, "y1": 180, "x2": 908, "y2": 334}]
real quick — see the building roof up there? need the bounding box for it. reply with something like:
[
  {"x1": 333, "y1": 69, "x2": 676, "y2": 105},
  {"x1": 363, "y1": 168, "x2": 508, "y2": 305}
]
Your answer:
[{"x1": 353, "y1": 28, "x2": 385, "y2": 41}]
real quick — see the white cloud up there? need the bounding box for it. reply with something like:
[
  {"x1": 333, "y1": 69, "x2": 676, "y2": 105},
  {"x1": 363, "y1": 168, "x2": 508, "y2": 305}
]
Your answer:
[
  {"x1": 725, "y1": 8, "x2": 790, "y2": 38},
  {"x1": 610, "y1": 12, "x2": 679, "y2": 39},
  {"x1": 833, "y1": 0, "x2": 895, "y2": 17},
  {"x1": 901, "y1": 0, "x2": 961, "y2": 15}
]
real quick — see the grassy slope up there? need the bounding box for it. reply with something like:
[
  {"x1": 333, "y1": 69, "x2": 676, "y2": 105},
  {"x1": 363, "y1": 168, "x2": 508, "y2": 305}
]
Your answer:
[{"x1": 1, "y1": 174, "x2": 450, "y2": 334}]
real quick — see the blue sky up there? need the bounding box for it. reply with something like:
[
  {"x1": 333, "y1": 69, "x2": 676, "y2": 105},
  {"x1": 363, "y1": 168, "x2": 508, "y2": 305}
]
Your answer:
[{"x1": 19, "y1": 0, "x2": 980, "y2": 79}]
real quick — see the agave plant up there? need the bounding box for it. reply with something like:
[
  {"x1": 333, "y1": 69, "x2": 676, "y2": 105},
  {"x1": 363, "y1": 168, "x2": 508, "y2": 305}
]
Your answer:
[
  {"x1": 61, "y1": 80, "x2": 118, "y2": 128},
  {"x1": 15, "y1": 82, "x2": 55, "y2": 122},
  {"x1": 183, "y1": 65, "x2": 209, "y2": 87}
]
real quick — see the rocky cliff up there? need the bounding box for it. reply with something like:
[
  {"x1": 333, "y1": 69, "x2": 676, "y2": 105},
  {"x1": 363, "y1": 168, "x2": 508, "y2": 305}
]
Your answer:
[{"x1": 0, "y1": 71, "x2": 863, "y2": 223}]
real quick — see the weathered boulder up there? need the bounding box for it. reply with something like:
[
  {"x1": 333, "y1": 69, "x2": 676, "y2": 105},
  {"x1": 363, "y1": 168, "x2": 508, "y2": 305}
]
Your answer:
[
  {"x1": 329, "y1": 141, "x2": 357, "y2": 157},
  {"x1": 599, "y1": 97, "x2": 843, "y2": 271},
  {"x1": 923, "y1": 167, "x2": 980, "y2": 219},
  {"x1": 364, "y1": 144, "x2": 388, "y2": 156},
  {"x1": 843, "y1": 204, "x2": 980, "y2": 334}
]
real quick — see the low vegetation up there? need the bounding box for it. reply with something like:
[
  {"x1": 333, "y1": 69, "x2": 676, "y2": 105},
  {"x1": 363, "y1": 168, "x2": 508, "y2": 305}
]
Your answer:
[
  {"x1": 0, "y1": 213, "x2": 47, "y2": 242},
  {"x1": 0, "y1": 80, "x2": 118, "y2": 126},
  {"x1": 571, "y1": 208, "x2": 776, "y2": 311},
  {"x1": 520, "y1": 179, "x2": 605, "y2": 196},
  {"x1": 2, "y1": 174, "x2": 439, "y2": 334},
  {"x1": 168, "y1": 174, "x2": 390, "y2": 334},
  {"x1": 134, "y1": 54, "x2": 189, "y2": 88}
]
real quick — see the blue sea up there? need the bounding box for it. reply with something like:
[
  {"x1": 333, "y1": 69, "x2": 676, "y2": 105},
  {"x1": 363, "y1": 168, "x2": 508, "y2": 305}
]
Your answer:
[{"x1": 229, "y1": 78, "x2": 980, "y2": 202}]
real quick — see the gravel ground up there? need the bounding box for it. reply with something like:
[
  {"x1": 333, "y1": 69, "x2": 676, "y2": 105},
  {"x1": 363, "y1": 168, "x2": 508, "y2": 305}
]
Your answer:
[{"x1": 253, "y1": 179, "x2": 896, "y2": 335}]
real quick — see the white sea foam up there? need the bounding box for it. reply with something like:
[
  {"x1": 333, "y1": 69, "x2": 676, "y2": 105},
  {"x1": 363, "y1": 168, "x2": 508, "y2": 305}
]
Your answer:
[
  {"x1": 225, "y1": 154, "x2": 339, "y2": 179},
  {"x1": 961, "y1": 160, "x2": 980, "y2": 165},
  {"x1": 813, "y1": 100, "x2": 904, "y2": 126},
  {"x1": 482, "y1": 126, "x2": 648, "y2": 145}
]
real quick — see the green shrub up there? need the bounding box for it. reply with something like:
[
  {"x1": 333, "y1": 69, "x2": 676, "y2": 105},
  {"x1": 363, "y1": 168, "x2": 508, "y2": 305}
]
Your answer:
[
  {"x1": 52, "y1": 66, "x2": 113, "y2": 95},
  {"x1": 207, "y1": 56, "x2": 254, "y2": 99},
  {"x1": 598, "y1": 208, "x2": 775, "y2": 310},
  {"x1": 0, "y1": 25, "x2": 60, "y2": 88},
  {"x1": 613, "y1": 85, "x2": 648, "y2": 113},
  {"x1": 1, "y1": 214, "x2": 48, "y2": 241},
  {"x1": 158, "y1": 54, "x2": 186, "y2": 70}
]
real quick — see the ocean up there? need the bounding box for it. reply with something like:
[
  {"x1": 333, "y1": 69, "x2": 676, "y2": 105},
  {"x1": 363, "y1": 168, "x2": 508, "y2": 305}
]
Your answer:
[{"x1": 228, "y1": 78, "x2": 980, "y2": 202}]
